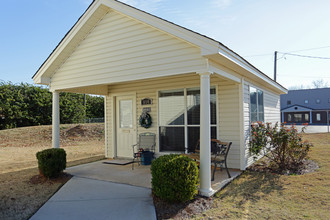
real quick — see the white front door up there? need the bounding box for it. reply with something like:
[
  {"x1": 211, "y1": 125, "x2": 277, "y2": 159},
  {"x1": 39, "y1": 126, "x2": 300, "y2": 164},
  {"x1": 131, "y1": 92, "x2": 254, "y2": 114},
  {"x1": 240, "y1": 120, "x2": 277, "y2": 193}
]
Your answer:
[{"x1": 116, "y1": 95, "x2": 136, "y2": 158}]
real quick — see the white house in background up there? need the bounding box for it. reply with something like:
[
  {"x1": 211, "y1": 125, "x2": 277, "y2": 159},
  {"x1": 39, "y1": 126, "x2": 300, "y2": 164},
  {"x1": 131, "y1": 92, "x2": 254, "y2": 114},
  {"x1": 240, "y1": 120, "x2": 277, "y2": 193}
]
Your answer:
[{"x1": 32, "y1": 0, "x2": 287, "y2": 196}]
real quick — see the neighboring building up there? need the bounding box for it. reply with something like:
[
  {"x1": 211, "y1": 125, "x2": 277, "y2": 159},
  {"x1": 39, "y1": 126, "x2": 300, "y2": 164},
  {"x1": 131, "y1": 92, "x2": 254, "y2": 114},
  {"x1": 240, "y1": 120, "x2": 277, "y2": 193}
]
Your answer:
[
  {"x1": 280, "y1": 88, "x2": 330, "y2": 125},
  {"x1": 32, "y1": 0, "x2": 287, "y2": 196}
]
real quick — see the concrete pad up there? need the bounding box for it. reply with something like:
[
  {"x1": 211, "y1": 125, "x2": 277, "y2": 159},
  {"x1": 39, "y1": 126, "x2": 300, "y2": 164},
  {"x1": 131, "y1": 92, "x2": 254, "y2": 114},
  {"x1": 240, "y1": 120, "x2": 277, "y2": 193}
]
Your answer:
[
  {"x1": 31, "y1": 176, "x2": 156, "y2": 220},
  {"x1": 295, "y1": 125, "x2": 330, "y2": 133},
  {"x1": 212, "y1": 169, "x2": 242, "y2": 193},
  {"x1": 66, "y1": 160, "x2": 152, "y2": 188}
]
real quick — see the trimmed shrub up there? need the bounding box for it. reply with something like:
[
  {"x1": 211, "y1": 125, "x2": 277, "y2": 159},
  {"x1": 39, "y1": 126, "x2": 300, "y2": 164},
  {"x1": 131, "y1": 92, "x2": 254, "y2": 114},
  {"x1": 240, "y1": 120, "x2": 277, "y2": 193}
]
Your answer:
[
  {"x1": 36, "y1": 148, "x2": 67, "y2": 178},
  {"x1": 151, "y1": 154, "x2": 199, "y2": 203}
]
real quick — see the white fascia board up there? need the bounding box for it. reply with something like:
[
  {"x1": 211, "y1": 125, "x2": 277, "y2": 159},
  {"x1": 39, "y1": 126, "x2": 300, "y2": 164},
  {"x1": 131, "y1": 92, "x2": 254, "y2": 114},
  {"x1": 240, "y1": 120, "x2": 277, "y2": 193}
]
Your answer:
[
  {"x1": 34, "y1": 76, "x2": 51, "y2": 85},
  {"x1": 208, "y1": 63, "x2": 241, "y2": 83},
  {"x1": 216, "y1": 46, "x2": 287, "y2": 94},
  {"x1": 100, "y1": 0, "x2": 219, "y2": 53},
  {"x1": 33, "y1": 1, "x2": 106, "y2": 82}
]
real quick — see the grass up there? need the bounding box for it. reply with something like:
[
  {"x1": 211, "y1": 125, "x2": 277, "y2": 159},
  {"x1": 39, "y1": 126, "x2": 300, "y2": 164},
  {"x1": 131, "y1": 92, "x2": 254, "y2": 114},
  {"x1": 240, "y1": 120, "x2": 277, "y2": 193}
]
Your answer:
[
  {"x1": 195, "y1": 133, "x2": 329, "y2": 219},
  {"x1": 0, "y1": 124, "x2": 105, "y2": 220},
  {"x1": 0, "y1": 123, "x2": 104, "y2": 174},
  {"x1": 0, "y1": 124, "x2": 329, "y2": 219}
]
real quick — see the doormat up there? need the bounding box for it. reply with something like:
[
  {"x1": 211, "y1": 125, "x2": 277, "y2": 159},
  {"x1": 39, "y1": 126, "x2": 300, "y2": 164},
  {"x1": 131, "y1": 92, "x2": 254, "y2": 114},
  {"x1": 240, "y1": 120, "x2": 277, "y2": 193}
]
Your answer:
[{"x1": 103, "y1": 160, "x2": 134, "y2": 165}]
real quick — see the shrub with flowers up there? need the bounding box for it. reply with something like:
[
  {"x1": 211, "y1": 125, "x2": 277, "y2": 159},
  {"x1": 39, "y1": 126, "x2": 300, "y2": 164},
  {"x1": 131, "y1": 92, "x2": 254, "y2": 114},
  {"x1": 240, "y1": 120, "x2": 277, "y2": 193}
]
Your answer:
[{"x1": 249, "y1": 122, "x2": 313, "y2": 173}]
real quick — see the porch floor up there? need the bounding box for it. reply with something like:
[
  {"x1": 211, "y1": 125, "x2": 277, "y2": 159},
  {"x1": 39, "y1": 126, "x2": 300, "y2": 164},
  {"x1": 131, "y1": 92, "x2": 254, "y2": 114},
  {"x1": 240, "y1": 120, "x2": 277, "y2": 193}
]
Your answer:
[{"x1": 66, "y1": 159, "x2": 241, "y2": 194}]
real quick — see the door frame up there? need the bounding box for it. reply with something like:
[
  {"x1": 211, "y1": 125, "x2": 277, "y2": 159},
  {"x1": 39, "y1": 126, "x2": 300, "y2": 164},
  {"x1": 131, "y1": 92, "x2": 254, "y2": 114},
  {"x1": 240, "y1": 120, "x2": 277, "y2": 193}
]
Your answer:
[{"x1": 111, "y1": 92, "x2": 137, "y2": 158}]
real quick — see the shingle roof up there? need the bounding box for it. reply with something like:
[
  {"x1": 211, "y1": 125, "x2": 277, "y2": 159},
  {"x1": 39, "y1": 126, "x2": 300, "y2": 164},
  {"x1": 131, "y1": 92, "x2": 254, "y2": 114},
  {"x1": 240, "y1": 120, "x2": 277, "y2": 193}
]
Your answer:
[{"x1": 280, "y1": 88, "x2": 330, "y2": 110}]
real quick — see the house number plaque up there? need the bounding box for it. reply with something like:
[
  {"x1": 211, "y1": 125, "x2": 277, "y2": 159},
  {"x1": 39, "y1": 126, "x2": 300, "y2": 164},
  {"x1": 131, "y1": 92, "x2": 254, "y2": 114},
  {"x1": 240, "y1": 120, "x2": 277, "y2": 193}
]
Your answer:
[
  {"x1": 141, "y1": 98, "x2": 153, "y2": 105},
  {"x1": 143, "y1": 107, "x2": 151, "y2": 113}
]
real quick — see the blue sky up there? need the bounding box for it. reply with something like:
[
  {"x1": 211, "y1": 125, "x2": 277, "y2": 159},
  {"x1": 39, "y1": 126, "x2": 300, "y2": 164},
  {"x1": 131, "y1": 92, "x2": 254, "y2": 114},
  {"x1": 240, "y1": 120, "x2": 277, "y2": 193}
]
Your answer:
[{"x1": 1, "y1": 0, "x2": 329, "y2": 89}]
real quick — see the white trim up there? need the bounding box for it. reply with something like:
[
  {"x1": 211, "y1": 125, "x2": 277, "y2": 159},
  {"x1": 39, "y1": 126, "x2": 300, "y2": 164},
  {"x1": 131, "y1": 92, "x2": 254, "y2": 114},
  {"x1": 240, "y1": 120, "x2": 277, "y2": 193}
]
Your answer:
[
  {"x1": 199, "y1": 71, "x2": 213, "y2": 197},
  {"x1": 208, "y1": 62, "x2": 241, "y2": 83},
  {"x1": 52, "y1": 91, "x2": 60, "y2": 148},
  {"x1": 239, "y1": 78, "x2": 246, "y2": 170},
  {"x1": 184, "y1": 89, "x2": 188, "y2": 153},
  {"x1": 111, "y1": 95, "x2": 116, "y2": 158},
  {"x1": 216, "y1": 48, "x2": 286, "y2": 93},
  {"x1": 104, "y1": 96, "x2": 108, "y2": 157}
]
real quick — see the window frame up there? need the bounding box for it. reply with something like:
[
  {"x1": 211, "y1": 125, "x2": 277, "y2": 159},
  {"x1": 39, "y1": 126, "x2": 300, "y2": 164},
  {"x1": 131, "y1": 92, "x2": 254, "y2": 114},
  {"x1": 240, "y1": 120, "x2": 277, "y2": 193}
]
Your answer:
[
  {"x1": 249, "y1": 86, "x2": 264, "y2": 123},
  {"x1": 158, "y1": 86, "x2": 218, "y2": 153}
]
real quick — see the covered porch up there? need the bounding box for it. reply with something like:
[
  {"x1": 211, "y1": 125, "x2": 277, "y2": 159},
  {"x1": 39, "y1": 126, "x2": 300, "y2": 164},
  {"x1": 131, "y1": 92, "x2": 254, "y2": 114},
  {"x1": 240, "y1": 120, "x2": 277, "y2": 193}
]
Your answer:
[
  {"x1": 66, "y1": 159, "x2": 242, "y2": 192},
  {"x1": 51, "y1": 72, "x2": 244, "y2": 197}
]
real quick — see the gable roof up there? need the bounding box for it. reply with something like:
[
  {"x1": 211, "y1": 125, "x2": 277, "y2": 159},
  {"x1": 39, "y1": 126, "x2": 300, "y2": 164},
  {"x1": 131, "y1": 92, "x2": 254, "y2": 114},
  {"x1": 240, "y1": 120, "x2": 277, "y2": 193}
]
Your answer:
[
  {"x1": 280, "y1": 88, "x2": 330, "y2": 110},
  {"x1": 281, "y1": 104, "x2": 314, "y2": 112},
  {"x1": 33, "y1": 0, "x2": 287, "y2": 94}
]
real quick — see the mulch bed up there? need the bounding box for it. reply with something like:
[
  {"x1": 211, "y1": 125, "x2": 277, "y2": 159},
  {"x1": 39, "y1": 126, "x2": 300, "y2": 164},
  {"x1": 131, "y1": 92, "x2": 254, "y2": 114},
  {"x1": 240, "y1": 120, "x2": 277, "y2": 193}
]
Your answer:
[
  {"x1": 247, "y1": 158, "x2": 319, "y2": 175},
  {"x1": 29, "y1": 172, "x2": 72, "y2": 185},
  {"x1": 153, "y1": 195, "x2": 213, "y2": 219}
]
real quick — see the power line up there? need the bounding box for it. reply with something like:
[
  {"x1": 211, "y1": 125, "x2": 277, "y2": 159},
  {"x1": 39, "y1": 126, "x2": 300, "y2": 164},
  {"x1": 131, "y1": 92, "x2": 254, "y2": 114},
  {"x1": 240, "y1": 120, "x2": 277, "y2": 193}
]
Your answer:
[
  {"x1": 287, "y1": 45, "x2": 330, "y2": 53},
  {"x1": 243, "y1": 45, "x2": 330, "y2": 58},
  {"x1": 278, "y1": 52, "x2": 330, "y2": 60}
]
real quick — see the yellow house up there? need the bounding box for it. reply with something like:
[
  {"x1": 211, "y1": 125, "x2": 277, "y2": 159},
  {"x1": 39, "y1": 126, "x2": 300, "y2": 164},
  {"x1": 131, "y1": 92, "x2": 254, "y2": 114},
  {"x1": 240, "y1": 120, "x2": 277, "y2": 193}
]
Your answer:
[{"x1": 32, "y1": 0, "x2": 287, "y2": 196}]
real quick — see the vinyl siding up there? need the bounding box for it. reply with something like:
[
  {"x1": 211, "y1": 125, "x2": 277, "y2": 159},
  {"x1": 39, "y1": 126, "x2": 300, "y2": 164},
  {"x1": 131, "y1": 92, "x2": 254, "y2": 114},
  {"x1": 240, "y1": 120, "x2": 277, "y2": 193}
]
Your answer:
[
  {"x1": 218, "y1": 84, "x2": 241, "y2": 169},
  {"x1": 50, "y1": 10, "x2": 206, "y2": 91},
  {"x1": 105, "y1": 74, "x2": 241, "y2": 168},
  {"x1": 243, "y1": 80, "x2": 281, "y2": 168}
]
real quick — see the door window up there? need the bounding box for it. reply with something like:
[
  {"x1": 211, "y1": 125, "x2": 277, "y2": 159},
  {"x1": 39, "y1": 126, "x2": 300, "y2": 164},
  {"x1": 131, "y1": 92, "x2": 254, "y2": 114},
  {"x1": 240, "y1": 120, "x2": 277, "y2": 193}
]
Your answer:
[{"x1": 119, "y1": 100, "x2": 133, "y2": 128}]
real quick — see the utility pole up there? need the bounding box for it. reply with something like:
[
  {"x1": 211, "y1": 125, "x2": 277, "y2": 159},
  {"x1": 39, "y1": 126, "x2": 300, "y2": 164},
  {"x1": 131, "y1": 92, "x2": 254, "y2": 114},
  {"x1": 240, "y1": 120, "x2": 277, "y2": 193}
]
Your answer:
[{"x1": 274, "y1": 51, "x2": 278, "y2": 82}]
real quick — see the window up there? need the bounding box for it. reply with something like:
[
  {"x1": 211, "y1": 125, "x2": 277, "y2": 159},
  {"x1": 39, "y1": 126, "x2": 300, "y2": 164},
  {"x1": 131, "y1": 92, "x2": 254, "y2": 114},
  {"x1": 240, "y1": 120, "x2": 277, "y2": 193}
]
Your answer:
[
  {"x1": 316, "y1": 113, "x2": 321, "y2": 121},
  {"x1": 288, "y1": 114, "x2": 292, "y2": 122},
  {"x1": 119, "y1": 100, "x2": 132, "y2": 128},
  {"x1": 159, "y1": 87, "x2": 217, "y2": 152},
  {"x1": 305, "y1": 113, "x2": 309, "y2": 121},
  {"x1": 328, "y1": 98, "x2": 330, "y2": 103},
  {"x1": 305, "y1": 100, "x2": 309, "y2": 104},
  {"x1": 250, "y1": 87, "x2": 264, "y2": 122},
  {"x1": 294, "y1": 114, "x2": 302, "y2": 123},
  {"x1": 287, "y1": 100, "x2": 291, "y2": 105},
  {"x1": 316, "y1": 99, "x2": 321, "y2": 104}
]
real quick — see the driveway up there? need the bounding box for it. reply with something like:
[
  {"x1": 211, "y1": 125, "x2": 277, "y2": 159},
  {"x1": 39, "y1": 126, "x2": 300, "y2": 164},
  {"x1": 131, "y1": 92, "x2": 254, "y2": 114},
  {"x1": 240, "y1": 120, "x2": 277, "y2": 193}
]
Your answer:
[{"x1": 31, "y1": 160, "x2": 156, "y2": 220}]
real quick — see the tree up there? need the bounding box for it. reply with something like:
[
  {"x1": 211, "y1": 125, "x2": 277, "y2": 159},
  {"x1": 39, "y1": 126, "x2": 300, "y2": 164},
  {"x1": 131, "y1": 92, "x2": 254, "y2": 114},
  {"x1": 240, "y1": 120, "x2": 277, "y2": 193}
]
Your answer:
[
  {"x1": 289, "y1": 79, "x2": 329, "y2": 90},
  {"x1": 0, "y1": 82, "x2": 104, "y2": 130},
  {"x1": 311, "y1": 79, "x2": 329, "y2": 88}
]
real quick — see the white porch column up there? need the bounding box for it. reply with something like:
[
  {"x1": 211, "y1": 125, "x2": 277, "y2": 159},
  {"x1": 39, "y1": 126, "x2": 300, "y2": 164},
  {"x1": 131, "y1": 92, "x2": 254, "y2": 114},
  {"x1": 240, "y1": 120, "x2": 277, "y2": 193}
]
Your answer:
[
  {"x1": 52, "y1": 91, "x2": 60, "y2": 148},
  {"x1": 199, "y1": 72, "x2": 214, "y2": 197}
]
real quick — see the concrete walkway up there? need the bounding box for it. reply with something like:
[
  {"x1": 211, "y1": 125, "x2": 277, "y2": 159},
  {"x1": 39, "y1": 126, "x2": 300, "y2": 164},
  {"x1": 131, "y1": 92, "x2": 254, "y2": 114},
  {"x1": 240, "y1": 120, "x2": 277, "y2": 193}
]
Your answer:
[{"x1": 31, "y1": 162, "x2": 156, "y2": 220}]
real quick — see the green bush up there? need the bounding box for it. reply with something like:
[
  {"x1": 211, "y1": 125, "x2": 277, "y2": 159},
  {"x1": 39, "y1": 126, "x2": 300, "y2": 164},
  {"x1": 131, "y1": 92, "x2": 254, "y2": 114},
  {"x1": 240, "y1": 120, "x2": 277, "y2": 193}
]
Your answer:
[
  {"x1": 249, "y1": 122, "x2": 312, "y2": 173},
  {"x1": 36, "y1": 148, "x2": 67, "y2": 178},
  {"x1": 151, "y1": 154, "x2": 199, "y2": 203}
]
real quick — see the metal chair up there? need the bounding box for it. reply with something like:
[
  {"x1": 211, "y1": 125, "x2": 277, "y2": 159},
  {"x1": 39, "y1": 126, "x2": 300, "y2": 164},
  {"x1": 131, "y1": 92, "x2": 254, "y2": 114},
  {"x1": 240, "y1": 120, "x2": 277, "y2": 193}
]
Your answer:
[
  {"x1": 132, "y1": 132, "x2": 156, "y2": 169},
  {"x1": 211, "y1": 140, "x2": 232, "y2": 181}
]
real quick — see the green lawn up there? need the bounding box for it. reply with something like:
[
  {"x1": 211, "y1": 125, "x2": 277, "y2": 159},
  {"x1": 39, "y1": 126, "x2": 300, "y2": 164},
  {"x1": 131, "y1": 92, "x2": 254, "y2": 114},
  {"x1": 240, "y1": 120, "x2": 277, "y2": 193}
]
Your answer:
[{"x1": 196, "y1": 133, "x2": 330, "y2": 219}]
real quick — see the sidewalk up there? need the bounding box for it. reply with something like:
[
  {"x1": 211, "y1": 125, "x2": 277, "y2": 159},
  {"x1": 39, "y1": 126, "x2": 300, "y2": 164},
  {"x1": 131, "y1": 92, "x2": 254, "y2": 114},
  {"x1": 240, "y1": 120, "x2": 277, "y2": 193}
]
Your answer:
[{"x1": 31, "y1": 176, "x2": 156, "y2": 220}]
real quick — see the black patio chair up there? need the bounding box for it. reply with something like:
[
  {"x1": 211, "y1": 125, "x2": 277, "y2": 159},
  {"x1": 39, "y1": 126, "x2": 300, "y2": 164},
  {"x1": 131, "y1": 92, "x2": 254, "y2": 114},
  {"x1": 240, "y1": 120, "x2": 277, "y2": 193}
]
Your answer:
[
  {"x1": 211, "y1": 140, "x2": 232, "y2": 181},
  {"x1": 132, "y1": 132, "x2": 156, "y2": 170}
]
